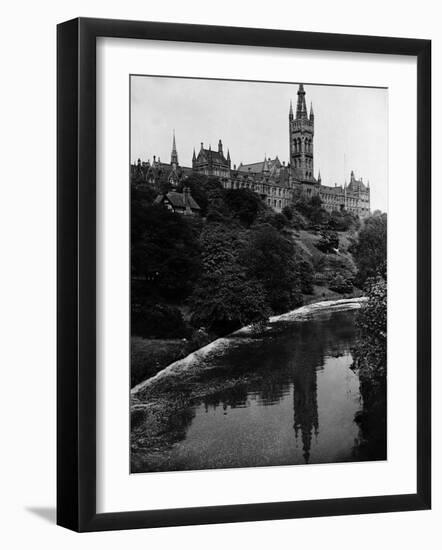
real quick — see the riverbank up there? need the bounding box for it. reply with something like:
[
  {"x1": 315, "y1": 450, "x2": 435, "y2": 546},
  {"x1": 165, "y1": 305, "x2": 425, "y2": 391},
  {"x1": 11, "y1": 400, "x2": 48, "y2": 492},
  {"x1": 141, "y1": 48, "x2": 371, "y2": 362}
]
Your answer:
[
  {"x1": 130, "y1": 289, "x2": 363, "y2": 388},
  {"x1": 131, "y1": 337, "x2": 189, "y2": 388},
  {"x1": 132, "y1": 296, "x2": 366, "y2": 399},
  {"x1": 130, "y1": 299, "x2": 366, "y2": 472}
]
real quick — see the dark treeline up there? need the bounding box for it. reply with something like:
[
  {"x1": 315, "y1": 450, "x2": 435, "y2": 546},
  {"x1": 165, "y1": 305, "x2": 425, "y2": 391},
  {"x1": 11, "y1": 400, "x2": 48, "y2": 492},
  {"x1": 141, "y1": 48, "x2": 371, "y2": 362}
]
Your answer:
[{"x1": 131, "y1": 173, "x2": 386, "y2": 345}]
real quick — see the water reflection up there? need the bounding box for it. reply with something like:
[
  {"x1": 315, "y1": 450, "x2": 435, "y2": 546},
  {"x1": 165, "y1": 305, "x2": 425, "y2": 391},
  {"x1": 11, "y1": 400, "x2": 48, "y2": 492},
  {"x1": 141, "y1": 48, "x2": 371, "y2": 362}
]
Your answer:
[{"x1": 131, "y1": 310, "x2": 386, "y2": 472}]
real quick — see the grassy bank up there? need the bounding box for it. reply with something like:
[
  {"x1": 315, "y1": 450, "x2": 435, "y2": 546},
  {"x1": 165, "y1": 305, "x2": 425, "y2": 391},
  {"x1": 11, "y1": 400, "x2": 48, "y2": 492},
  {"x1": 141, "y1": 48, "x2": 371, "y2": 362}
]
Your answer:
[
  {"x1": 131, "y1": 337, "x2": 188, "y2": 388},
  {"x1": 131, "y1": 285, "x2": 362, "y2": 388}
]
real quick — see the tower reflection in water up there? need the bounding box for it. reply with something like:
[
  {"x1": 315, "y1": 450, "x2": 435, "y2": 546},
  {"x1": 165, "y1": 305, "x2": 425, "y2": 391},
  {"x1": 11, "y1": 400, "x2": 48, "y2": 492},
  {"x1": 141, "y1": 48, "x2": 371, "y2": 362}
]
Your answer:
[{"x1": 132, "y1": 311, "x2": 384, "y2": 472}]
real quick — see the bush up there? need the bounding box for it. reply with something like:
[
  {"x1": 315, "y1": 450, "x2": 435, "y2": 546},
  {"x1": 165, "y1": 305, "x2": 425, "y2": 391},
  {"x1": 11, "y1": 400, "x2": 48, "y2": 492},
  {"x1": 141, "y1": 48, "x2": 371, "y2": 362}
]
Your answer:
[
  {"x1": 297, "y1": 258, "x2": 315, "y2": 294},
  {"x1": 316, "y1": 230, "x2": 339, "y2": 253},
  {"x1": 294, "y1": 194, "x2": 330, "y2": 227},
  {"x1": 281, "y1": 206, "x2": 293, "y2": 220},
  {"x1": 353, "y1": 277, "x2": 387, "y2": 380},
  {"x1": 131, "y1": 302, "x2": 190, "y2": 338},
  {"x1": 328, "y1": 210, "x2": 360, "y2": 232},
  {"x1": 328, "y1": 272, "x2": 353, "y2": 294},
  {"x1": 256, "y1": 211, "x2": 289, "y2": 231}
]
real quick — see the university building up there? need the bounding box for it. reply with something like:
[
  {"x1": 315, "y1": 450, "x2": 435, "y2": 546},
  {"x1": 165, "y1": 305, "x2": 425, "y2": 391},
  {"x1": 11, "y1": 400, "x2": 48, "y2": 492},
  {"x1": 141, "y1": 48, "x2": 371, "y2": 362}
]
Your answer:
[{"x1": 131, "y1": 84, "x2": 370, "y2": 218}]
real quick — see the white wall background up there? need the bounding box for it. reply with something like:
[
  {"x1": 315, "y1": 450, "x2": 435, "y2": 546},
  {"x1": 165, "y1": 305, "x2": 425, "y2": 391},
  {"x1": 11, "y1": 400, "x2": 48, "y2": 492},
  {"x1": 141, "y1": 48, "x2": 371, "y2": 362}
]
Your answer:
[{"x1": 0, "y1": 0, "x2": 439, "y2": 548}]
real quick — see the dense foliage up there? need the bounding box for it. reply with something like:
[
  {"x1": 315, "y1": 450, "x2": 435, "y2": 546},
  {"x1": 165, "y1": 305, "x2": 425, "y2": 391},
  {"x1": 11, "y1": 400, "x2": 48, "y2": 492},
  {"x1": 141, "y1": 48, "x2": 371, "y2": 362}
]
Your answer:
[
  {"x1": 131, "y1": 174, "x2": 387, "y2": 342},
  {"x1": 353, "y1": 277, "x2": 387, "y2": 381},
  {"x1": 352, "y1": 276, "x2": 387, "y2": 459},
  {"x1": 131, "y1": 301, "x2": 189, "y2": 339},
  {"x1": 131, "y1": 198, "x2": 201, "y2": 301},
  {"x1": 189, "y1": 224, "x2": 270, "y2": 333},
  {"x1": 241, "y1": 224, "x2": 303, "y2": 313},
  {"x1": 316, "y1": 230, "x2": 339, "y2": 254},
  {"x1": 351, "y1": 212, "x2": 387, "y2": 287}
]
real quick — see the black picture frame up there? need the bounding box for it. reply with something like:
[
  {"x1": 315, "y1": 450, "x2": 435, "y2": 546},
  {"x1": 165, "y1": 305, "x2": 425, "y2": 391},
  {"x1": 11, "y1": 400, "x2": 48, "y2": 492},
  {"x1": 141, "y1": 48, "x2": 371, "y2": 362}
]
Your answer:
[{"x1": 57, "y1": 17, "x2": 431, "y2": 532}]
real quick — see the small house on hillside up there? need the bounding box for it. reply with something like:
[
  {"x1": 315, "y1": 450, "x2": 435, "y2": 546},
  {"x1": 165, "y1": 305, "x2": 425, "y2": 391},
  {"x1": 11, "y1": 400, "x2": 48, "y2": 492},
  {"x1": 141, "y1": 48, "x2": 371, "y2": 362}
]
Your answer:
[{"x1": 154, "y1": 187, "x2": 201, "y2": 216}]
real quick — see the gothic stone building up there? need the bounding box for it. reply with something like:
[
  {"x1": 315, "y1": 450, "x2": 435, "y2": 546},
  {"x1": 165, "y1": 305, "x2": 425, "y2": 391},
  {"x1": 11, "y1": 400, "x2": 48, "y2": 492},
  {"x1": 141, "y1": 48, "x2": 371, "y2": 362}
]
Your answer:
[{"x1": 132, "y1": 84, "x2": 370, "y2": 217}]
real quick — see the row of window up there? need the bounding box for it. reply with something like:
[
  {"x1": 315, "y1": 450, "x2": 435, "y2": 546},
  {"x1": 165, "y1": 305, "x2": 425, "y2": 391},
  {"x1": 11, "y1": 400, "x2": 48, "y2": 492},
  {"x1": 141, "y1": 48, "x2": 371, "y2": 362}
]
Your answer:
[
  {"x1": 227, "y1": 180, "x2": 290, "y2": 198},
  {"x1": 267, "y1": 198, "x2": 284, "y2": 209},
  {"x1": 292, "y1": 157, "x2": 313, "y2": 170},
  {"x1": 293, "y1": 137, "x2": 313, "y2": 153}
]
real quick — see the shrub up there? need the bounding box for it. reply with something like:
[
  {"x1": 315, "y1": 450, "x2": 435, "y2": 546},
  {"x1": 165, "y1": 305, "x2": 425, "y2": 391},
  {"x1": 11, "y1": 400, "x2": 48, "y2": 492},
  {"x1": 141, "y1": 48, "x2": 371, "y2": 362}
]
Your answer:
[
  {"x1": 354, "y1": 277, "x2": 387, "y2": 377},
  {"x1": 281, "y1": 206, "x2": 293, "y2": 220},
  {"x1": 328, "y1": 272, "x2": 353, "y2": 294},
  {"x1": 316, "y1": 230, "x2": 339, "y2": 253},
  {"x1": 131, "y1": 302, "x2": 190, "y2": 338}
]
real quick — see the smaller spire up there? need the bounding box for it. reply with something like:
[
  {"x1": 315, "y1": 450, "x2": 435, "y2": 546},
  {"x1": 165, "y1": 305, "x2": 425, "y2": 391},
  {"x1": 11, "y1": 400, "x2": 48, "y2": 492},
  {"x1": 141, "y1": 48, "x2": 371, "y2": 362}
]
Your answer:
[
  {"x1": 309, "y1": 102, "x2": 314, "y2": 121},
  {"x1": 263, "y1": 154, "x2": 269, "y2": 173},
  {"x1": 170, "y1": 130, "x2": 178, "y2": 165},
  {"x1": 192, "y1": 148, "x2": 196, "y2": 162},
  {"x1": 289, "y1": 100, "x2": 293, "y2": 120},
  {"x1": 318, "y1": 170, "x2": 321, "y2": 183}
]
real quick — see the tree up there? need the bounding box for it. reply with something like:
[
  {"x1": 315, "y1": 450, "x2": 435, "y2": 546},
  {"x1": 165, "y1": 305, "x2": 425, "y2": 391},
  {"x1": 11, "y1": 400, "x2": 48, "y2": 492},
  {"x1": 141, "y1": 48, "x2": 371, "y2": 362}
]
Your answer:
[
  {"x1": 131, "y1": 204, "x2": 201, "y2": 301},
  {"x1": 241, "y1": 224, "x2": 303, "y2": 313},
  {"x1": 351, "y1": 213, "x2": 387, "y2": 287},
  {"x1": 177, "y1": 174, "x2": 222, "y2": 216},
  {"x1": 293, "y1": 193, "x2": 330, "y2": 227},
  {"x1": 189, "y1": 224, "x2": 269, "y2": 334},
  {"x1": 297, "y1": 257, "x2": 314, "y2": 294},
  {"x1": 328, "y1": 209, "x2": 360, "y2": 232},
  {"x1": 223, "y1": 188, "x2": 264, "y2": 227}
]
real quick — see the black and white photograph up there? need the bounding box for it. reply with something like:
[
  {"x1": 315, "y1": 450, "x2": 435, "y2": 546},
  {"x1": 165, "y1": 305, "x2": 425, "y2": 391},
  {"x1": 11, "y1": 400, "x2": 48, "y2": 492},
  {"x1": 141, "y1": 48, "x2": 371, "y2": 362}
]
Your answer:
[{"x1": 129, "y1": 76, "x2": 388, "y2": 474}]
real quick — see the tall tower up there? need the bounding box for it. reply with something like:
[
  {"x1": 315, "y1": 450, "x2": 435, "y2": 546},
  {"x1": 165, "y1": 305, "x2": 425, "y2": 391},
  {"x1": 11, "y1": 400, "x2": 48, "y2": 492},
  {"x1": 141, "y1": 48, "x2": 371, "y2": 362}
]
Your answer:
[
  {"x1": 170, "y1": 130, "x2": 178, "y2": 167},
  {"x1": 289, "y1": 84, "x2": 315, "y2": 182}
]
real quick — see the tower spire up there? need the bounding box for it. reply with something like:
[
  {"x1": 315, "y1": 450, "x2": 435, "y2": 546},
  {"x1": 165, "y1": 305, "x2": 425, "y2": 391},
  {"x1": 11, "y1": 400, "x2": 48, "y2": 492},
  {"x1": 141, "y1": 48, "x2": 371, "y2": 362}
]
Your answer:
[
  {"x1": 309, "y1": 102, "x2": 314, "y2": 121},
  {"x1": 296, "y1": 83, "x2": 307, "y2": 119},
  {"x1": 290, "y1": 83, "x2": 314, "y2": 181},
  {"x1": 170, "y1": 130, "x2": 178, "y2": 166},
  {"x1": 289, "y1": 99, "x2": 294, "y2": 120}
]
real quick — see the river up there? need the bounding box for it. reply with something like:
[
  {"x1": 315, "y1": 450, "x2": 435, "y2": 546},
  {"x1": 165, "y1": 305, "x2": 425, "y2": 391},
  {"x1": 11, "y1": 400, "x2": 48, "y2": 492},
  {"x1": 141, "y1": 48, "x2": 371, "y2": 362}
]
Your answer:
[{"x1": 131, "y1": 300, "x2": 386, "y2": 473}]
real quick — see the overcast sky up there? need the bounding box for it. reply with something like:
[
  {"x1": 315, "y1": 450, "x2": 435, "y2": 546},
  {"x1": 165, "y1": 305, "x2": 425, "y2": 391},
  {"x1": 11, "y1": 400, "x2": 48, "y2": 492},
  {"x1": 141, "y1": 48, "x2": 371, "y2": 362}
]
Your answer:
[{"x1": 131, "y1": 76, "x2": 388, "y2": 212}]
